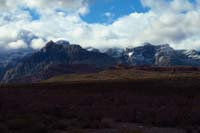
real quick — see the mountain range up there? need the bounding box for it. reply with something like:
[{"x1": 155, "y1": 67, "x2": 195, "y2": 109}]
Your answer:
[{"x1": 1, "y1": 40, "x2": 200, "y2": 83}]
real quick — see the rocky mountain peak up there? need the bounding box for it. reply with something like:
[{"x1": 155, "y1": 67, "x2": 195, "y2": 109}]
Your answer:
[
  {"x1": 65, "y1": 44, "x2": 83, "y2": 54},
  {"x1": 2, "y1": 42, "x2": 200, "y2": 83},
  {"x1": 142, "y1": 42, "x2": 153, "y2": 46},
  {"x1": 45, "y1": 40, "x2": 55, "y2": 47},
  {"x1": 55, "y1": 40, "x2": 70, "y2": 46},
  {"x1": 41, "y1": 40, "x2": 73, "y2": 53}
]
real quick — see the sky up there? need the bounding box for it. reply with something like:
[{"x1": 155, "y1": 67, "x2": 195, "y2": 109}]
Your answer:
[{"x1": 0, "y1": 0, "x2": 200, "y2": 50}]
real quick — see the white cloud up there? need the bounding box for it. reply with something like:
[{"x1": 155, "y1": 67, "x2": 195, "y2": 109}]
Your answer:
[
  {"x1": 24, "y1": 0, "x2": 87, "y2": 9},
  {"x1": 104, "y1": 12, "x2": 112, "y2": 17},
  {"x1": 0, "y1": 0, "x2": 200, "y2": 50},
  {"x1": 78, "y1": 5, "x2": 90, "y2": 15},
  {"x1": 0, "y1": 0, "x2": 88, "y2": 12},
  {"x1": 7, "y1": 40, "x2": 27, "y2": 49},
  {"x1": 141, "y1": 0, "x2": 195, "y2": 13},
  {"x1": 31, "y1": 38, "x2": 46, "y2": 49}
]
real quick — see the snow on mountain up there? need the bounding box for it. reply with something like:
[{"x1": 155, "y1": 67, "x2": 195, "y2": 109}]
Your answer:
[
  {"x1": 182, "y1": 50, "x2": 200, "y2": 60},
  {"x1": 2, "y1": 40, "x2": 200, "y2": 83},
  {"x1": 128, "y1": 52, "x2": 134, "y2": 58},
  {"x1": 156, "y1": 44, "x2": 174, "y2": 54},
  {"x1": 85, "y1": 47, "x2": 100, "y2": 53},
  {"x1": 155, "y1": 44, "x2": 176, "y2": 66}
]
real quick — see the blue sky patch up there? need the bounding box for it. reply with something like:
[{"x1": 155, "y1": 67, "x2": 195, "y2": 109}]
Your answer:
[
  {"x1": 82, "y1": 0, "x2": 149, "y2": 24},
  {"x1": 21, "y1": 7, "x2": 40, "y2": 21}
]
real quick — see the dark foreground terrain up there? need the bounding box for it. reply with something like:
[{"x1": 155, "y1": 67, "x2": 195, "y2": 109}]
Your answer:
[{"x1": 0, "y1": 69, "x2": 200, "y2": 133}]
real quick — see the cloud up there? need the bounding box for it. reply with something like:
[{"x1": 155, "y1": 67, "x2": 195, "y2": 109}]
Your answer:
[
  {"x1": 24, "y1": 0, "x2": 87, "y2": 9},
  {"x1": 0, "y1": 0, "x2": 88, "y2": 12},
  {"x1": 141, "y1": 0, "x2": 195, "y2": 13},
  {"x1": 134, "y1": 10, "x2": 200, "y2": 49},
  {"x1": 103, "y1": 12, "x2": 115, "y2": 23},
  {"x1": 7, "y1": 40, "x2": 27, "y2": 49},
  {"x1": 0, "y1": 0, "x2": 89, "y2": 49},
  {"x1": 104, "y1": 12, "x2": 112, "y2": 17},
  {"x1": 0, "y1": 0, "x2": 200, "y2": 50},
  {"x1": 31, "y1": 38, "x2": 46, "y2": 49}
]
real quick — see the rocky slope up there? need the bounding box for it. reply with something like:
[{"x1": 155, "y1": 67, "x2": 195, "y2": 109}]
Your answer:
[
  {"x1": 104, "y1": 43, "x2": 200, "y2": 66},
  {"x1": 2, "y1": 41, "x2": 115, "y2": 83},
  {"x1": 1, "y1": 41, "x2": 200, "y2": 83}
]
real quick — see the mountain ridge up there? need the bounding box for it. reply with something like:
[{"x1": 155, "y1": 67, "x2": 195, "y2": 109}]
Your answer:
[{"x1": 1, "y1": 40, "x2": 200, "y2": 83}]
